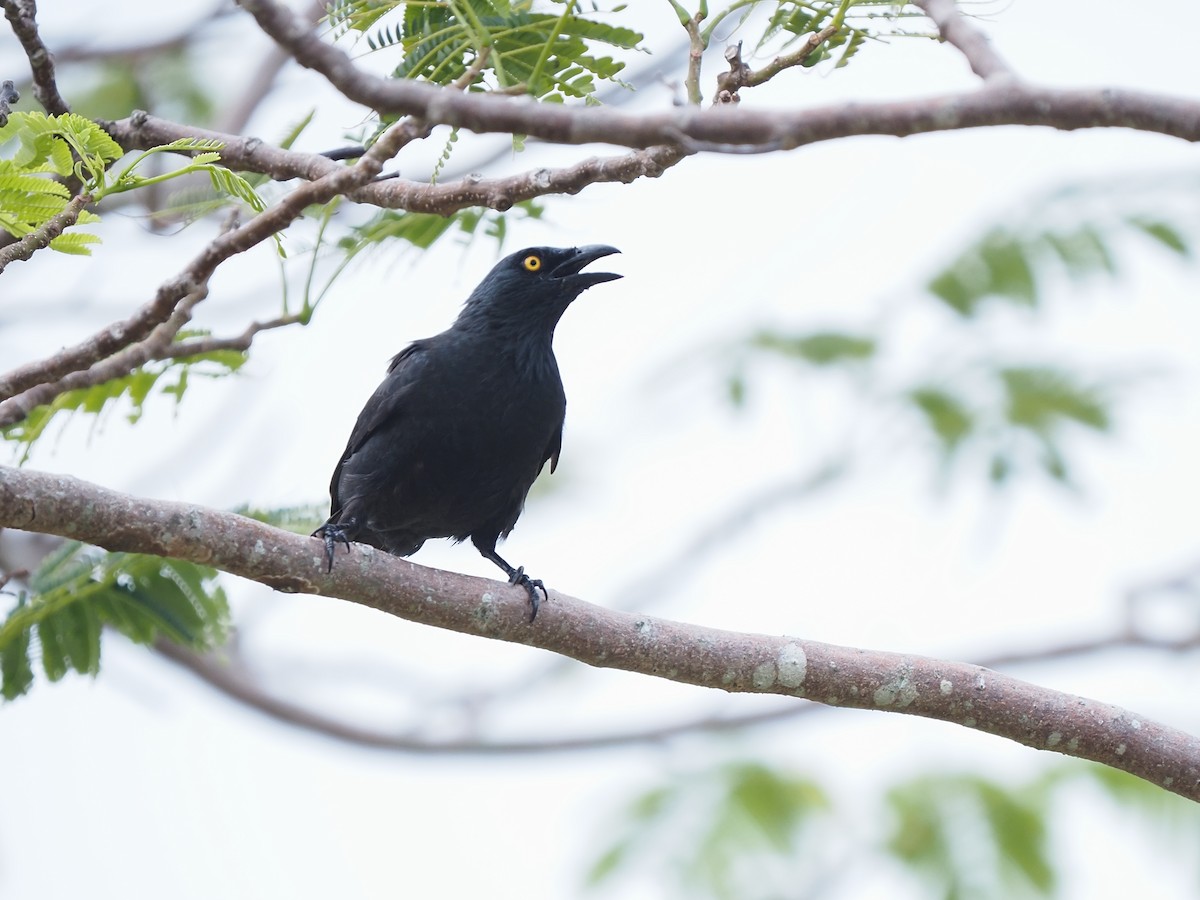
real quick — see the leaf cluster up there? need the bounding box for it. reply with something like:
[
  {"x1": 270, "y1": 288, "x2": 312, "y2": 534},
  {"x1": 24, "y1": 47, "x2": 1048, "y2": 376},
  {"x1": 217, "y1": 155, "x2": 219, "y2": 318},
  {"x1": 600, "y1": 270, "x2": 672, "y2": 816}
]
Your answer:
[
  {"x1": 0, "y1": 541, "x2": 229, "y2": 700},
  {"x1": 0, "y1": 111, "x2": 114, "y2": 253},
  {"x1": 930, "y1": 217, "x2": 1191, "y2": 317},
  {"x1": 588, "y1": 759, "x2": 1200, "y2": 900},
  {"x1": 587, "y1": 761, "x2": 831, "y2": 899},
  {"x1": 329, "y1": 1, "x2": 644, "y2": 102},
  {"x1": 734, "y1": 176, "x2": 1198, "y2": 490}
]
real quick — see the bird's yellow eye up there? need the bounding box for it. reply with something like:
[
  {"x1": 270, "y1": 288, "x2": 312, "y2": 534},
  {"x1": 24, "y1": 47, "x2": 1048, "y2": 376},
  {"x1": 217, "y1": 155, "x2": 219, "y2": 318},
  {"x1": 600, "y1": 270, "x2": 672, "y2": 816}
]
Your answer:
[{"x1": 523, "y1": 254, "x2": 542, "y2": 272}]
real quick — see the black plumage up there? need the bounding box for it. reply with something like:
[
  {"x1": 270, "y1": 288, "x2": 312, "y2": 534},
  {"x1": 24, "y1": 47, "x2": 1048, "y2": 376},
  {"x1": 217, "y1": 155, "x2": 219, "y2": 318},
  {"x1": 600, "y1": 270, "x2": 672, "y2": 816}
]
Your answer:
[{"x1": 314, "y1": 244, "x2": 621, "y2": 621}]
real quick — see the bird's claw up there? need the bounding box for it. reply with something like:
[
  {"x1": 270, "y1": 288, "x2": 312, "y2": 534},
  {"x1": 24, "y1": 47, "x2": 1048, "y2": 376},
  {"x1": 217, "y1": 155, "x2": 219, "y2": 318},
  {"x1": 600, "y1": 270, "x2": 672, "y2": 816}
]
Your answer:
[
  {"x1": 312, "y1": 523, "x2": 353, "y2": 572},
  {"x1": 508, "y1": 566, "x2": 547, "y2": 622}
]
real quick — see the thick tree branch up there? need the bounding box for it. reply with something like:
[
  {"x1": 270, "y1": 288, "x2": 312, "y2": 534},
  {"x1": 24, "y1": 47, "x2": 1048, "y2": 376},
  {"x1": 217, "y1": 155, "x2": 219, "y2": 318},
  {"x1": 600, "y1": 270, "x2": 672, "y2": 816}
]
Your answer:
[
  {"x1": 914, "y1": 0, "x2": 1014, "y2": 81},
  {"x1": 2, "y1": 0, "x2": 68, "y2": 115},
  {"x1": 236, "y1": 0, "x2": 1200, "y2": 149},
  {"x1": 1, "y1": 464, "x2": 1198, "y2": 801}
]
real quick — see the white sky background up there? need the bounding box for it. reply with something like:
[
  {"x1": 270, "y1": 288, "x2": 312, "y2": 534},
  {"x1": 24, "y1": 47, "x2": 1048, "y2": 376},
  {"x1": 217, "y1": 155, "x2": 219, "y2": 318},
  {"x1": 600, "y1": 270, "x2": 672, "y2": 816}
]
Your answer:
[{"x1": 3, "y1": 2, "x2": 1200, "y2": 898}]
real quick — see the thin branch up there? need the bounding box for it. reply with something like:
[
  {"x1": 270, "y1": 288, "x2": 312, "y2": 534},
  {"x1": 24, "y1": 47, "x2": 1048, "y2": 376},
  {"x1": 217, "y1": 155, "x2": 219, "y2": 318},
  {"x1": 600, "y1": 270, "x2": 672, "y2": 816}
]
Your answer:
[
  {"x1": 2, "y1": 0, "x2": 69, "y2": 115},
  {"x1": 2, "y1": 464, "x2": 1198, "y2": 801},
  {"x1": 103, "y1": 112, "x2": 688, "y2": 215},
  {"x1": 741, "y1": 25, "x2": 839, "y2": 91},
  {"x1": 236, "y1": 0, "x2": 1200, "y2": 148},
  {"x1": 162, "y1": 313, "x2": 305, "y2": 359},
  {"x1": 0, "y1": 193, "x2": 90, "y2": 274},
  {"x1": 913, "y1": 0, "x2": 1014, "y2": 81}
]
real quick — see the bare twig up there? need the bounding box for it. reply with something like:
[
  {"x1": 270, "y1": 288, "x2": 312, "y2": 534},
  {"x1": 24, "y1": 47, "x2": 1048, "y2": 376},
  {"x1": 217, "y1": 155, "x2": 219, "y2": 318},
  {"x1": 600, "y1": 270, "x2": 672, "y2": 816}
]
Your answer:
[
  {"x1": 2, "y1": 464, "x2": 1198, "y2": 801},
  {"x1": 914, "y1": 0, "x2": 1014, "y2": 81},
  {"x1": 163, "y1": 313, "x2": 305, "y2": 359},
  {"x1": 718, "y1": 24, "x2": 839, "y2": 101},
  {"x1": 2, "y1": 0, "x2": 69, "y2": 115},
  {"x1": 0, "y1": 193, "x2": 90, "y2": 274}
]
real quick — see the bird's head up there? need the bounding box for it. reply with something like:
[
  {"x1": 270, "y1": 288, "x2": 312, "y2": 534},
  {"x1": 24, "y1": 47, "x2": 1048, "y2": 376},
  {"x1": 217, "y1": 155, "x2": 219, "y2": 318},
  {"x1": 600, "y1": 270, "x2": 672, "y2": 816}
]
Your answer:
[{"x1": 456, "y1": 245, "x2": 621, "y2": 333}]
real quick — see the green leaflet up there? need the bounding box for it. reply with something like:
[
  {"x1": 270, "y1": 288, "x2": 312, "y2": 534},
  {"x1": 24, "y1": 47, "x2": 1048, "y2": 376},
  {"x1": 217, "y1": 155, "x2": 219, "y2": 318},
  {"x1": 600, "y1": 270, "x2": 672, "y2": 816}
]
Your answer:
[{"x1": 0, "y1": 543, "x2": 229, "y2": 701}]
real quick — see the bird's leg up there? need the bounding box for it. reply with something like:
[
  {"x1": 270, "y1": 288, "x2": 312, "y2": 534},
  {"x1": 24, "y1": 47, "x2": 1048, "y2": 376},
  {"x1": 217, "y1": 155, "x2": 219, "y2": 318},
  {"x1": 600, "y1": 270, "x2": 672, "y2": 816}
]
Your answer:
[
  {"x1": 312, "y1": 518, "x2": 357, "y2": 573},
  {"x1": 474, "y1": 544, "x2": 546, "y2": 622}
]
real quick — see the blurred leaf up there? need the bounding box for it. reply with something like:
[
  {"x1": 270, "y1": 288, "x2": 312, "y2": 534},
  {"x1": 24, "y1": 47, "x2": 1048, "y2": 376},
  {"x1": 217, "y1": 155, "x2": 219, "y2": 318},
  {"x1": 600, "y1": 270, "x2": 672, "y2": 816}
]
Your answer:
[
  {"x1": 722, "y1": 761, "x2": 830, "y2": 850},
  {"x1": 980, "y1": 231, "x2": 1037, "y2": 306},
  {"x1": 887, "y1": 774, "x2": 1054, "y2": 899},
  {"x1": 0, "y1": 543, "x2": 229, "y2": 701},
  {"x1": 976, "y1": 781, "x2": 1054, "y2": 892},
  {"x1": 1127, "y1": 217, "x2": 1191, "y2": 257},
  {"x1": 727, "y1": 370, "x2": 746, "y2": 407},
  {"x1": 1000, "y1": 367, "x2": 1110, "y2": 434},
  {"x1": 910, "y1": 387, "x2": 975, "y2": 453},
  {"x1": 989, "y1": 452, "x2": 1012, "y2": 484},
  {"x1": 232, "y1": 503, "x2": 327, "y2": 535},
  {"x1": 750, "y1": 330, "x2": 876, "y2": 365},
  {"x1": 928, "y1": 261, "x2": 980, "y2": 315},
  {"x1": 0, "y1": 595, "x2": 34, "y2": 700},
  {"x1": 586, "y1": 761, "x2": 832, "y2": 899},
  {"x1": 585, "y1": 836, "x2": 635, "y2": 887},
  {"x1": 1040, "y1": 226, "x2": 1116, "y2": 280}
]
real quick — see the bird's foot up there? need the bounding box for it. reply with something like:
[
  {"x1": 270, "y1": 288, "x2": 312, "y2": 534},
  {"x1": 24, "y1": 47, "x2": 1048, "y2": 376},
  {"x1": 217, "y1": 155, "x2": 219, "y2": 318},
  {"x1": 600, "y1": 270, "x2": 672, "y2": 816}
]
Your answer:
[
  {"x1": 508, "y1": 566, "x2": 547, "y2": 623},
  {"x1": 312, "y1": 521, "x2": 354, "y2": 572}
]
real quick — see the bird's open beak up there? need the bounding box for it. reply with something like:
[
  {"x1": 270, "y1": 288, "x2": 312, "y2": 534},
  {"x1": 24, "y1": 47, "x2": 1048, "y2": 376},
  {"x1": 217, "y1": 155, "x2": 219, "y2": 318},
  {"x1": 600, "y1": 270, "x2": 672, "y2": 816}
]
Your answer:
[{"x1": 552, "y1": 244, "x2": 622, "y2": 288}]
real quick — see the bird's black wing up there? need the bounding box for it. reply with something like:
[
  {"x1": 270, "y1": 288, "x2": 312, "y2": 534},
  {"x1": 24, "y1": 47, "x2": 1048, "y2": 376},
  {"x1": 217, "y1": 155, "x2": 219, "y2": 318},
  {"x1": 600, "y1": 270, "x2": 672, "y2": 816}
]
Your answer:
[{"x1": 327, "y1": 341, "x2": 430, "y2": 518}]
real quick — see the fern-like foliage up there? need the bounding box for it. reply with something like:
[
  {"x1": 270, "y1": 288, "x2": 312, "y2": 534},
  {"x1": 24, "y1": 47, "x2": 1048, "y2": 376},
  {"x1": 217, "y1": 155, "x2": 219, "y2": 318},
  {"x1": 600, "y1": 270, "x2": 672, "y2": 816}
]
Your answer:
[
  {"x1": 329, "y1": 1, "x2": 643, "y2": 102},
  {"x1": 2, "y1": 344, "x2": 247, "y2": 463},
  {"x1": 0, "y1": 542, "x2": 230, "y2": 700},
  {"x1": 0, "y1": 113, "x2": 268, "y2": 257},
  {"x1": 0, "y1": 111, "x2": 117, "y2": 252}
]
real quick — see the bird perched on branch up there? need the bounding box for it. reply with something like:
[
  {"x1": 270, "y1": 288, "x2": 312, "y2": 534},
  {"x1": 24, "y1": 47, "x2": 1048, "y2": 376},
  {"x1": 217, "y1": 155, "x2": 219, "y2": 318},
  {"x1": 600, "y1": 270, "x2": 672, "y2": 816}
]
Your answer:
[{"x1": 314, "y1": 244, "x2": 622, "y2": 621}]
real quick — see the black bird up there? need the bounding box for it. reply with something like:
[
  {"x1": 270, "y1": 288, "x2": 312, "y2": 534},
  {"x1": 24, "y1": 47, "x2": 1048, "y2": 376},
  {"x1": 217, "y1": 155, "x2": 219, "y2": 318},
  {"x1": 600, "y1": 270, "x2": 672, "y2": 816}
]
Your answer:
[{"x1": 314, "y1": 244, "x2": 621, "y2": 621}]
